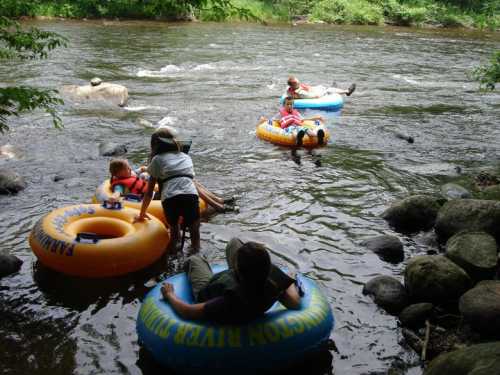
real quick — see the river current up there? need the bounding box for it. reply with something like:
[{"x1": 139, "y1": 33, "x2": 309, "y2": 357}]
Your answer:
[{"x1": 0, "y1": 20, "x2": 499, "y2": 375}]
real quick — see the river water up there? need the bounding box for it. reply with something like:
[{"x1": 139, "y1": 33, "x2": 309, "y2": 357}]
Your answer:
[{"x1": 0, "y1": 20, "x2": 499, "y2": 375}]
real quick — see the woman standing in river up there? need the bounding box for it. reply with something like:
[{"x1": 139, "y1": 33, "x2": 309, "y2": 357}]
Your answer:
[{"x1": 135, "y1": 128, "x2": 200, "y2": 253}]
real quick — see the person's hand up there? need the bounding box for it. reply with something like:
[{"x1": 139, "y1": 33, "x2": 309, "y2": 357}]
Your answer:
[
  {"x1": 108, "y1": 196, "x2": 122, "y2": 204},
  {"x1": 161, "y1": 283, "x2": 175, "y2": 300},
  {"x1": 133, "y1": 213, "x2": 151, "y2": 223}
]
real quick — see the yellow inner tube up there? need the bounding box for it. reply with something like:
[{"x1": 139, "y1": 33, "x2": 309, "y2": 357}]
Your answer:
[
  {"x1": 92, "y1": 179, "x2": 207, "y2": 225},
  {"x1": 29, "y1": 204, "x2": 169, "y2": 278},
  {"x1": 256, "y1": 119, "x2": 330, "y2": 148}
]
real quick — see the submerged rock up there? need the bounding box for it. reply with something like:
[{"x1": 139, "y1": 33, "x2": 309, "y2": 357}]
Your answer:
[
  {"x1": 446, "y1": 231, "x2": 498, "y2": 281},
  {"x1": 440, "y1": 183, "x2": 471, "y2": 200},
  {"x1": 0, "y1": 169, "x2": 27, "y2": 194},
  {"x1": 0, "y1": 253, "x2": 22, "y2": 278},
  {"x1": 424, "y1": 342, "x2": 500, "y2": 375},
  {"x1": 459, "y1": 280, "x2": 500, "y2": 335},
  {"x1": 399, "y1": 303, "x2": 434, "y2": 328},
  {"x1": 435, "y1": 199, "x2": 500, "y2": 242},
  {"x1": 404, "y1": 255, "x2": 471, "y2": 303},
  {"x1": 382, "y1": 195, "x2": 443, "y2": 233},
  {"x1": 362, "y1": 275, "x2": 409, "y2": 314},
  {"x1": 98, "y1": 142, "x2": 127, "y2": 157},
  {"x1": 361, "y1": 235, "x2": 404, "y2": 263}
]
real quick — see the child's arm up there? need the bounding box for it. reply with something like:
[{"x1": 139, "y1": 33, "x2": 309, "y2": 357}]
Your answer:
[{"x1": 110, "y1": 184, "x2": 125, "y2": 202}]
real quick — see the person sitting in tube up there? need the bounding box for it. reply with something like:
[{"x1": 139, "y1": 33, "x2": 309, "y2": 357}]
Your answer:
[
  {"x1": 161, "y1": 237, "x2": 302, "y2": 323},
  {"x1": 109, "y1": 158, "x2": 150, "y2": 202},
  {"x1": 286, "y1": 75, "x2": 356, "y2": 99},
  {"x1": 260, "y1": 96, "x2": 325, "y2": 146}
]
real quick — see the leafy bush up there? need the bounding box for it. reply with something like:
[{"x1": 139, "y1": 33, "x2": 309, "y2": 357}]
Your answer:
[{"x1": 311, "y1": 0, "x2": 384, "y2": 25}]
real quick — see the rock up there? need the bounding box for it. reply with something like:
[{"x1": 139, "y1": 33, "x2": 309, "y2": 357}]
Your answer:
[
  {"x1": 0, "y1": 144, "x2": 20, "y2": 159},
  {"x1": 136, "y1": 118, "x2": 155, "y2": 128},
  {"x1": 435, "y1": 199, "x2": 500, "y2": 242},
  {"x1": 0, "y1": 169, "x2": 27, "y2": 194},
  {"x1": 53, "y1": 174, "x2": 65, "y2": 182},
  {"x1": 382, "y1": 195, "x2": 443, "y2": 233},
  {"x1": 362, "y1": 275, "x2": 409, "y2": 314},
  {"x1": 440, "y1": 183, "x2": 472, "y2": 200},
  {"x1": 90, "y1": 77, "x2": 102, "y2": 86},
  {"x1": 446, "y1": 231, "x2": 498, "y2": 281},
  {"x1": 424, "y1": 342, "x2": 500, "y2": 375},
  {"x1": 480, "y1": 184, "x2": 500, "y2": 201},
  {"x1": 361, "y1": 235, "x2": 404, "y2": 263},
  {"x1": 0, "y1": 253, "x2": 22, "y2": 278},
  {"x1": 98, "y1": 142, "x2": 127, "y2": 157},
  {"x1": 459, "y1": 281, "x2": 500, "y2": 335},
  {"x1": 61, "y1": 81, "x2": 128, "y2": 107},
  {"x1": 399, "y1": 303, "x2": 434, "y2": 328},
  {"x1": 404, "y1": 255, "x2": 472, "y2": 303}
]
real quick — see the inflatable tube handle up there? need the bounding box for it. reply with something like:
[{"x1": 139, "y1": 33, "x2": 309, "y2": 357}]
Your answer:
[
  {"x1": 124, "y1": 194, "x2": 142, "y2": 202},
  {"x1": 314, "y1": 120, "x2": 320, "y2": 126},
  {"x1": 102, "y1": 201, "x2": 122, "y2": 210},
  {"x1": 75, "y1": 232, "x2": 100, "y2": 244}
]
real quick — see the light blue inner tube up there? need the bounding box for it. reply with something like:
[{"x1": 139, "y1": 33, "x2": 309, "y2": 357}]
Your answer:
[
  {"x1": 137, "y1": 265, "x2": 334, "y2": 374},
  {"x1": 280, "y1": 93, "x2": 344, "y2": 111}
]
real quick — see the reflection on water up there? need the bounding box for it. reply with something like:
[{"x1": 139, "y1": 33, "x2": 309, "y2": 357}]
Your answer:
[{"x1": 0, "y1": 20, "x2": 499, "y2": 375}]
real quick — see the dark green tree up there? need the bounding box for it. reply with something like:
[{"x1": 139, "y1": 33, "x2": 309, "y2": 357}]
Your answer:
[{"x1": 0, "y1": 16, "x2": 66, "y2": 133}]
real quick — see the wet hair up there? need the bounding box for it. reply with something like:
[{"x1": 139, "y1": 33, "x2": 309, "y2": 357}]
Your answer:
[
  {"x1": 109, "y1": 159, "x2": 129, "y2": 176},
  {"x1": 236, "y1": 242, "x2": 271, "y2": 288},
  {"x1": 149, "y1": 127, "x2": 181, "y2": 161},
  {"x1": 287, "y1": 75, "x2": 299, "y2": 87}
]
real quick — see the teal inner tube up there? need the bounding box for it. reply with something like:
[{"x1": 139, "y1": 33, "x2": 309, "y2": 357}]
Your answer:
[
  {"x1": 136, "y1": 265, "x2": 334, "y2": 374},
  {"x1": 280, "y1": 93, "x2": 344, "y2": 111}
]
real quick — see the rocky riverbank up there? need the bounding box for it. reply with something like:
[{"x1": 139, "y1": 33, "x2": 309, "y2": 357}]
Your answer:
[{"x1": 363, "y1": 170, "x2": 500, "y2": 373}]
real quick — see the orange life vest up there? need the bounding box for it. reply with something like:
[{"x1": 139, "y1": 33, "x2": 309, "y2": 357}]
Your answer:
[{"x1": 110, "y1": 176, "x2": 148, "y2": 195}]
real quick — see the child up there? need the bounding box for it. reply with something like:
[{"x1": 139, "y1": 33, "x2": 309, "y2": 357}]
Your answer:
[
  {"x1": 109, "y1": 159, "x2": 149, "y2": 201},
  {"x1": 135, "y1": 128, "x2": 201, "y2": 253},
  {"x1": 276, "y1": 96, "x2": 325, "y2": 146},
  {"x1": 287, "y1": 75, "x2": 356, "y2": 99}
]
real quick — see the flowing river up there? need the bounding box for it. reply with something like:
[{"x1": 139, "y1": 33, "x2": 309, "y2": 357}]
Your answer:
[{"x1": 0, "y1": 20, "x2": 499, "y2": 375}]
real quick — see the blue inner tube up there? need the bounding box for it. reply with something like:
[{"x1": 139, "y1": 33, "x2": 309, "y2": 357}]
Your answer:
[
  {"x1": 137, "y1": 265, "x2": 334, "y2": 374},
  {"x1": 280, "y1": 93, "x2": 344, "y2": 111}
]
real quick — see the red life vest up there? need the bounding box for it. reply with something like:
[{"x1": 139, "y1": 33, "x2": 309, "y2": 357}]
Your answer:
[
  {"x1": 110, "y1": 176, "x2": 148, "y2": 195},
  {"x1": 279, "y1": 107, "x2": 302, "y2": 129},
  {"x1": 287, "y1": 83, "x2": 311, "y2": 97}
]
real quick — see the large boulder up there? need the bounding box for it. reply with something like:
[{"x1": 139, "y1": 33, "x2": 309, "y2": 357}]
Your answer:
[
  {"x1": 440, "y1": 183, "x2": 471, "y2": 200},
  {"x1": 362, "y1": 275, "x2": 409, "y2": 314},
  {"x1": 424, "y1": 342, "x2": 500, "y2": 375},
  {"x1": 0, "y1": 253, "x2": 22, "y2": 278},
  {"x1": 404, "y1": 255, "x2": 472, "y2": 303},
  {"x1": 459, "y1": 281, "x2": 500, "y2": 335},
  {"x1": 361, "y1": 235, "x2": 404, "y2": 263},
  {"x1": 435, "y1": 199, "x2": 500, "y2": 242},
  {"x1": 382, "y1": 195, "x2": 443, "y2": 232},
  {"x1": 0, "y1": 169, "x2": 26, "y2": 194},
  {"x1": 61, "y1": 79, "x2": 128, "y2": 107},
  {"x1": 398, "y1": 302, "x2": 434, "y2": 328},
  {"x1": 446, "y1": 231, "x2": 498, "y2": 281},
  {"x1": 480, "y1": 184, "x2": 500, "y2": 201}
]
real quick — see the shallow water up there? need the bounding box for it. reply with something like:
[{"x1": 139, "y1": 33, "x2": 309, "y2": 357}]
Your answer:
[{"x1": 0, "y1": 20, "x2": 499, "y2": 375}]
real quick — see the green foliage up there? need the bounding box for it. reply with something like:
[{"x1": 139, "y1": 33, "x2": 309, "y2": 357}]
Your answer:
[
  {"x1": 0, "y1": 16, "x2": 66, "y2": 132},
  {"x1": 0, "y1": 87, "x2": 63, "y2": 133},
  {"x1": 472, "y1": 50, "x2": 500, "y2": 91},
  {"x1": 198, "y1": 0, "x2": 262, "y2": 21},
  {"x1": 311, "y1": 0, "x2": 384, "y2": 25}
]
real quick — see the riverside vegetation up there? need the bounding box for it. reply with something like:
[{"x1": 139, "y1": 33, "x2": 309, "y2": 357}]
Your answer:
[{"x1": 0, "y1": 0, "x2": 498, "y2": 29}]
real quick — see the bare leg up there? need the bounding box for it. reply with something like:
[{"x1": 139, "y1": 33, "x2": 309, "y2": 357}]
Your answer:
[
  {"x1": 195, "y1": 180, "x2": 224, "y2": 204},
  {"x1": 167, "y1": 222, "x2": 180, "y2": 253},
  {"x1": 188, "y1": 219, "x2": 201, "y2": 254}
]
